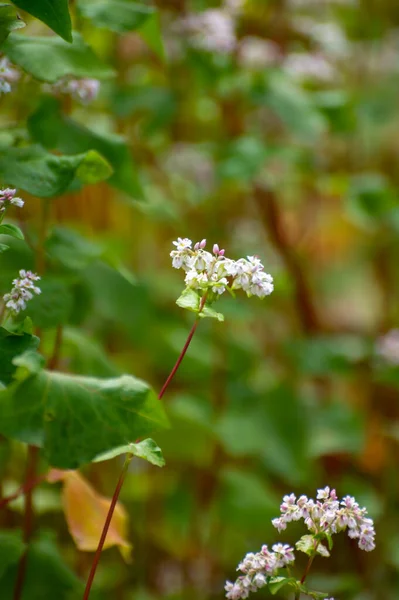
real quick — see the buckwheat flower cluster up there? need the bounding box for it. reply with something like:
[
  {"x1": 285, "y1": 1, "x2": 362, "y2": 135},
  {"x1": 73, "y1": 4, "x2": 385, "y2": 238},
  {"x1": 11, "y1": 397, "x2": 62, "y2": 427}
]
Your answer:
[
  {"x1": 0, "y1": 188, "x2": 24, "y2": 214},
  {"x1": 53, "y1": 77, "x2": 100, "y2": 104},
  {"x1": 238, "y1": 37, "x2": 280, "y2": 69},
  {"x1": 272, "y1": 487, "x2": 376, "y2": 552},
  {"x1": 170, "y1": 238, "x2": 273, "y2": 299},
  {"x1": 3, "y1": 270, "x2": 41, "y2": 314},
  {"x1": 376, "y1": 329, "x2": 399, "y2": 365},
  {"x1": 225, "y1": 543, "x2": 295, "y2": 600},
  {"x1": 0, "y1": 56, "x2": 19, "y2": 95},
  {"x1": 177, "y1": 9, "x2": 236, "y2": 54}
]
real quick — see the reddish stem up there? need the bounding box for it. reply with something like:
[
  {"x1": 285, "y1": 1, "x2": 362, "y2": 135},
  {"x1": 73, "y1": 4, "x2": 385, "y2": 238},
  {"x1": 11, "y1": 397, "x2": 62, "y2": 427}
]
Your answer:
[
  {"x1": 82, "y1": 455, "x2": 132, "y2": 600},
  {"x1": 82, "y1": 293, "x2": 208, "y2": 599},
  {"x1": 13, "y1": 445, "x2": 39, "y2": 600},
  {"x1": 0, "y1": 473, "x2": 47, "y2": 509}
]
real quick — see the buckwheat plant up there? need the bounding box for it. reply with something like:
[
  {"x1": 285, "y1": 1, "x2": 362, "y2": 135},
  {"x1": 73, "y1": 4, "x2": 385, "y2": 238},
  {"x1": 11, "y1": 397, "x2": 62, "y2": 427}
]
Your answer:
[{"x1": 225, "y1": 487, "x2": 375, "y2": 600}]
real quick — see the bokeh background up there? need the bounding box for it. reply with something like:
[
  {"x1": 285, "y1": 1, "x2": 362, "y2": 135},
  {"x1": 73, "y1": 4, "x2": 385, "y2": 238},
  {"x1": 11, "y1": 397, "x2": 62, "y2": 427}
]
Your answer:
[{"x1": 2, "y1": 0, "x2": 399, "y2": 598}]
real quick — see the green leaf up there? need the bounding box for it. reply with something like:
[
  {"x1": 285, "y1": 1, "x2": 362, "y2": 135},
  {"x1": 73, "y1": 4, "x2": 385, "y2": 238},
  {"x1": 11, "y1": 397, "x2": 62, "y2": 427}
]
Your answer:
[
  {"x1": 296, "y1": 534, "x2": 316, "y2": 556},
  {"x1": 0, "y1": 145, "x2": 112, "y2": 198},
  {"x1": 0, "y1": 243, "x2": 10, "y2": 253},
  {"x1": 138, "y1": 10, "x2": 164, "y2": 60},
  {"x1": 0, "y1": 223, "x2": 24, "y2": 240},
  {"x1": 0, "y1": 530, "x2": 26, "y2": 578},
  {"x1": 0, "y1": 351, "x2": 169, "y2": 468},
  {"x1": 94, "y1": 438, "x2": 165, "y2": 467},
  {"x1": 176, "y1": 288, "x2": 224, "y2": 322},
  {"x1": 268, "y1": 576, "x2": 298, "y2": 595},
  {"x1": 45, "y1": 227, "x2": 103, "y2": 271},
  {"x1": 22, "y1": 277, "x2": 74, "y2": 329},
  {"x1": 0, "y1": 327, "x2": 39, "y2": 385},
  {"x1": 63, "y1": 327, "x2": 120, "y2": 377},
  {"x1": 0, "y1": 533, "x2": 83, "y2": 600},
  {"x1": 78, "y1": 0, "x2": 154, "y2": 34},
  {"x1": 0, "y1": 4, "x2": 25, "y2": 46},
  {"x1": 12, "y1": 0, "x2": 72, "y2": 42},
  {"x1": 28, "y1": 97, "x2": 142, "y2": 199},
  {"x1": 2, "y1": 32, "x2": 114, "y2": 82}
]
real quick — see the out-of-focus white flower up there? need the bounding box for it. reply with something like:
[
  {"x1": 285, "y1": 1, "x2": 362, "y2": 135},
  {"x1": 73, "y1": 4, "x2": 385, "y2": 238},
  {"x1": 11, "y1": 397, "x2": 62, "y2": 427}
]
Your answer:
[
  {"x1": 376, "y1": 329, "x2": 399, "y2": 365},
  {"x1": 52, "y1": 77, "x2": 100, "y2": 104},
  {"x1": 0, "y1": 188, "x2": 24, "y2": 213},
  {"x1": 0, "y1": 57, "x2": 19, "y2": 95},
  {"x1": 171, "y1": 238, "x2": 274, "y2": 301},
  {"x1": 225, "y1": 543, "x2": 295, "y2": 599},
  {"x1": 283, "y1": 52, "x2": 336, "y2": 81},
  {"x1": 295, "y1": 19, "x2": 349, "y2": 57},
  {"x1": 178, "y1": 9, "x2": 236, "y2": 54},
  {"x1": 164, "y1": 144, "x2": 215, "y2": 191},
  {"x1": 3, "y1": 270, "x2": 41, "y2": 314},
  {"x1": 238, "y1": 37, "x2": 280, "y2": 69}
]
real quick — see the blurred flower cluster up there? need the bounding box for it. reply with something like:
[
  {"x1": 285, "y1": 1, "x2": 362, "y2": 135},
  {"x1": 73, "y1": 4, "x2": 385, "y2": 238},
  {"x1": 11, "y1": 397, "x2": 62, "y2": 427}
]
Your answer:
[
  {"x1": 171, "y1": 238, "x2": 274, "y2": 300},
  {"x1": 3, "y1": 270, "x2": 41, "y2": 314},
  {"x1": 52, "y1": 77, "x2": 100, "y2": 104},
  {"x1": 0, "y1": 56, "x2": 19, "y2": 95}
]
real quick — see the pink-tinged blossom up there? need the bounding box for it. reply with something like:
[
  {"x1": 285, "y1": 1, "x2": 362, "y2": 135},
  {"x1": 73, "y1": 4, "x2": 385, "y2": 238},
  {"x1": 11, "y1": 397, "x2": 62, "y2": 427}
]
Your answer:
[
  {"x1": 272, "y1": 487, "x2": 376, "y2": 552},
  {"x1": 3, "y1": 270, "x2": 41, "y2": 314},
  {"x1": 225, "y1": 543, "x2": 295, "y2": 599},
  {"x1": 238, "y1": 37, "x2": 280, "y2": 69},
  {"x1": 53, "y1": 77, "x2": 100, "y2": 104},
  {"x1": 376, "y1": 329, "x2": 399, "y2": 365},
  {"x1": 0, "y1": 57, "x2": 19, "y2": 95},
  {"x1": 171, "y1": 238, "x2": 274, "y2": 300},
  {"x1": 0, "y1": 188, "x2": 24, "y2": 213}
]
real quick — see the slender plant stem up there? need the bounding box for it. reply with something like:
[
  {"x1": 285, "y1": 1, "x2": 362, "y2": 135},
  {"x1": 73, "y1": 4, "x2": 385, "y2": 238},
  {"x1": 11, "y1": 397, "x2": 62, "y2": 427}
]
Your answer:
[
  {"x1": 82, "y1": 293, "x2": 208, "y2": 599},
  {"x1": 0, "y1": 473, "x2": 47, "y2": 510},
  {"x1": 13, "y1": 445, "x2": 39, "y2": 600},
  {"x1": 294, "y1": 540, "x2": 320, "y2": 600},
  {"x1": 82, "y1": 454, "x2": 133, "y2": 600},
  {"x1": 47, "y1": 325, "x2": 63, "y2": 371},
  {"x1": 158, "y1": 294, "x2": 207, "y2": 399},
  {"x1": 13, "y1": 199, "x2": 51, "y2": 600}
]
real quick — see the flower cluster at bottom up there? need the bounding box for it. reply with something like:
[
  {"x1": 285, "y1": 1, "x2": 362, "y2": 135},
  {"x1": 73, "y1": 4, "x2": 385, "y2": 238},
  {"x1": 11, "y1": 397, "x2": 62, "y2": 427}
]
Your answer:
[
  {"x1": 3, "y1": 270, "x2": 41, "y2": 314},
  {"x1": 225, "y1": 543, "x2": 295, "y2": 600}
]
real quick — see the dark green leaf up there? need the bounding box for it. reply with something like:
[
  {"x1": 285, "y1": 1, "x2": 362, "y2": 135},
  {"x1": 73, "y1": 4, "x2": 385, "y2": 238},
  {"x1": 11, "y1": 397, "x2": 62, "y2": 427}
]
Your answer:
[
  {"x1": 28, "y1": 96, "x2": 142, "y2": 198},
  {"x1": 2, "y1": 32, "x2": 114, "y2": 82},
  {"x1": 139, "y1": 10, "x2": 164, "y2": 59},
  {"x1": 0, "y1": 145, "x2": 112, "y2": 198},
  {"x1": 77, "y1": 0, "x2": 154, "y2": 34},
  {"x1": 0, "y1": 351, "x2": 169, "y2": 468},
  {"x1": 45, "y1": 227, "x2": 103, "y2": 271},
  {"x1": 12, "y1": 0, "x2": 72, "y2": 42},
  {"x1": 22, "y1": 277, "x2": 74, "y2": 329},
  {"x1": 0, "y1": 530, "x2": 25, "y2": 579},
  {"x1": 0, "y1": 4, "x2": 25, "y2": 46},
  {"x1": 0, "y1": 533, "x2": 83, "y2": 600},
  {"x1": 0, "y1": 223, "x2": 24, "y2": 240},
  {"x1": 94, "y1": 438, "x2": 165, "y2": 467},
  {"x1": 0, "y1": 327, "x2": 39, "y2": 385}
]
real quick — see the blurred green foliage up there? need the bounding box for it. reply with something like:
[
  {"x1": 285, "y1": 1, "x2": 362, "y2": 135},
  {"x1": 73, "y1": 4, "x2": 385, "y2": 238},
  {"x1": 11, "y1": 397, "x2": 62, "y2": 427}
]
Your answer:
[{"x1": 0, "y1": 0, "x2": 399, "y2": 599}]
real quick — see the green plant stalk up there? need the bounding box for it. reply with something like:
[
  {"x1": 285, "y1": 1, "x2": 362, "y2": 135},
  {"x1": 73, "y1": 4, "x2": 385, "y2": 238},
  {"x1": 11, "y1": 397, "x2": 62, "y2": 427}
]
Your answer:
[
  {"x1": 13, "y1": 198, "x2": 51, "y2": 600},
  {"x1": 294, "y1": 540, "x2": 321, "y2": 600},
  {"x1": 82, "y1": 293, "x2": 208, "y2": 599}
]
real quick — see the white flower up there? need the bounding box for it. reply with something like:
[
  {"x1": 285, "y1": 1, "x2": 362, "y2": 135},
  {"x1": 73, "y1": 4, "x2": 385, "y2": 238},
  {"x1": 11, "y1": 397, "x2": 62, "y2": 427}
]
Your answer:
[
  {"x1": 178, "y1": 9, "x2": 236, "y2": 54},
  {"x1": 238, "y1": 37, "x2": 280, "y2": 69},
  {"x1": 0, "y1": 188, "x2": 24, "y2": 213},
  {"x1": 283, "y1": 52, "x2": 335, "y2": 82},
  {"x1": 52, "y1": 77, "x2": 100, "y2": 104},
  {"x1": 376, "y1": 329, "x2": 399, "y2": 365},
  {"x1": 0, "y1": 57, "x2": 19, "y2": 95},
  {"x1": 3, "y1": 270, "x2": 41, "y2": 315}
]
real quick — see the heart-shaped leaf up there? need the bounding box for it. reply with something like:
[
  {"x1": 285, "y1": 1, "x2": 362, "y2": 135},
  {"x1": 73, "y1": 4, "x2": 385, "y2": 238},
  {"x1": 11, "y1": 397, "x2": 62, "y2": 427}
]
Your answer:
[
  {"x1": 0, "y1": 4, "x2": 25, "y2": 46},
  {"x1": 0, "y1": 327, "x2": 39, "y2": 385},
  {"x1": 94, "y1": 438, "x2": 165, "y2": 467},
  {"x1": 0, "y1": 223, "x2": 24, "y2": 240},
  {"x1": 0, "y1": 351, "x2": 169, "y2": 468}
]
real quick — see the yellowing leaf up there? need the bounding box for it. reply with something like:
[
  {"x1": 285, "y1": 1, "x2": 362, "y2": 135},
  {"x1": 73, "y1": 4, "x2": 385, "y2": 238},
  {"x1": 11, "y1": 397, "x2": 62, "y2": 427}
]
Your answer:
[{"x1": 48, "y1": 469, "x2": 131, "y2": 561}]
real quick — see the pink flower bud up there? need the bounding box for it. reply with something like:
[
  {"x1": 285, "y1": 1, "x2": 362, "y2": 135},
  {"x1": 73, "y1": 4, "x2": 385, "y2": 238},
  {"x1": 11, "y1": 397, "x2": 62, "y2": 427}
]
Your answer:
[
  {"x1": 200, "y1": 238, "x2": 206, "y2": 249},
  {"x1": 219, "y1": 248, "x2": 225, "y2": 256},
  {"x1": 194, "y1": 242, "x2": 200, "y2": 250},
  {"x1": 213, "y1": 243, "x2": 219, "y2": 255}
]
